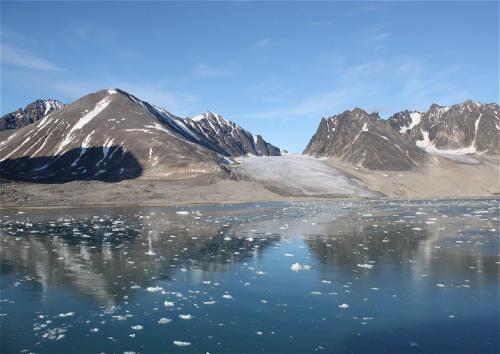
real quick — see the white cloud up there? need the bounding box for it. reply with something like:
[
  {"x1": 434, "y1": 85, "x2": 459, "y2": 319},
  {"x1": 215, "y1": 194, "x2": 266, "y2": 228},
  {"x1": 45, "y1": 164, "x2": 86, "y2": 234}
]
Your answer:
[
  {"x1": 1, "y1": 44, "x2": 63, "y2": 71},
  {"x1": 245, "y1": 86, "x2": 363, "y2": 120},
  {"x1": 193, "y1": 62, "x2": 236, "y2": 79},
  {"x1": 244, "y1": 57, "x2": 470, "y2": 120},
  {"x1": 369, "y1": 30, "x2": 390, "y2": 42},
  {"x1": 255, "y1": 38, "x2": 272, "y2": 49}
]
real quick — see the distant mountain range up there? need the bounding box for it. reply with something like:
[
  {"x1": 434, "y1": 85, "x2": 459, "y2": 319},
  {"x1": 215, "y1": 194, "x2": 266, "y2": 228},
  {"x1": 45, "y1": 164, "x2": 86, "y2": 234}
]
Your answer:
[
  {"x1": 0, "y1": 89, "x2": 498, "y2": 186},
  {"x1": 304, "y1": 101, "x2": 500, "y2": 170},
  {"x1": 0, "y1": 89, "x2": 279, "y2": 182}
]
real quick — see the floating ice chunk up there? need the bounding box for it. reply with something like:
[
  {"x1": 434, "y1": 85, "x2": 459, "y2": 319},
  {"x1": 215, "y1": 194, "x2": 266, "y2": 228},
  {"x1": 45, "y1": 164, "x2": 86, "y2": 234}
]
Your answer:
[
  {"x1": 203, "y1": 301, "x2": 216, "y2": 305},
  {"x1": 146, "y1": 286, "x2": 163, "y2": 292},
  {"x1": 256, "y1": 331, "x2": 263, "y2": 335},
  {"x1": 310, "y1": 291, "x2": 322, "y2": 295},
  {"x1": 436, "y1": 283, "x2": 446, "y2": 287},
  {"x1": 222, "y1": 294, "x2": 233, "y2": 299},
  {"x1": 321, "y1": 280, "x2": 332, "y2": 284},
  {"x1": 173, "y1": 341, "x2": 191, "y2": 347},
  {"x1": 131, "y1": 325, "x2": 143, "y2": 330},
  {"x1": 58, "y1": 312, "x2": 75, "y2": 317},
  {"x1": 179, "y1": 314, "x2": 193, "y2": 320},
  {"x1": 176, "y1": 211, "x2": 190, "y2": 215},
  {"x1": 291, "y1": 263, "x2": 302, "y2": 272},
  {"x1": 90, "y1": 328, "x2": 99, "y2": 332},
  {"x1": 339, "y1": 303, "x2": 349, "y2": 309},
  {"x1": 164, "y1": 301, "x2": 175, "y2": 307},
  {"x1": 284, "y1": 253, "x2": 294, "y2": 257},
  {"x1": 158, "y1": 318, "x2": 172, "y2": 324},
  {"x1": 357, "y1": 264, "x2": 374, "y2": 269}
]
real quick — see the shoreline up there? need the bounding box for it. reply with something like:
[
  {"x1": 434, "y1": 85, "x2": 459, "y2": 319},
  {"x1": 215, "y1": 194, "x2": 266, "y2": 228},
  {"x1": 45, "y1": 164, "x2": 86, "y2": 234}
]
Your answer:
[{"x1": 1, "y1": 194, "x2": 497, "y2": 210}]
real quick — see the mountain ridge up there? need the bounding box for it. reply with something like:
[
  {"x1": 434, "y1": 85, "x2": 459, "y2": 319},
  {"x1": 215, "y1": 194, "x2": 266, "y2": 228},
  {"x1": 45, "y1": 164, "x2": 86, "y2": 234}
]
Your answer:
[
  {"x1": 304, "y1": 100, "x2": 500, "y2": 170},
  {"x1": 0, "y1": 88, "x2": 280, "y2": 182}
]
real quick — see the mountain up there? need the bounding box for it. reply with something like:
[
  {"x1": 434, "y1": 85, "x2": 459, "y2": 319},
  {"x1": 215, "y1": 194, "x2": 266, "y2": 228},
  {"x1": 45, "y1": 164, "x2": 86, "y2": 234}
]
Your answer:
[
  {"x1": 184, "y1": 111, "x2": 280, "y2": 157},
  {"x1": 0, "y1": 89, "x2": 279, "y2": 182},
  {"x1": 305, "y1": 101, "x2": 500, "y2": 170},
  {"x1": 389, "y1": 101, "x2": 500, "y2": 155},
  {"x1": 0, "y1": 99, "x2": 64, "y2": 131},
  {"x1": 303, "y1": 108, "x2": 426, "y2": 170}
]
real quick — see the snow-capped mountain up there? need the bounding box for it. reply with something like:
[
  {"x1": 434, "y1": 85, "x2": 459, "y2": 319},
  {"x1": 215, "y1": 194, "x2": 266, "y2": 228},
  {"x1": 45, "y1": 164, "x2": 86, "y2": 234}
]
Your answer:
[
  {"x1": 305, "y1": 101, "x2": 499, "y2": 170},
  {"x1": 303, "y1": 108, "x2": 425, "y2": 170},
  {"x1": 0, "y1": 99, "x2": 64, "y2": 131},
  {"x1": 184, "y1": 111, "x2": 280, "y2": 157},
  {"x1": 0, "y1": 89, "x2": 279, "y2": 182},
  {"x1": 389, "y1": 101, "x2": 500, "y2": 155}
]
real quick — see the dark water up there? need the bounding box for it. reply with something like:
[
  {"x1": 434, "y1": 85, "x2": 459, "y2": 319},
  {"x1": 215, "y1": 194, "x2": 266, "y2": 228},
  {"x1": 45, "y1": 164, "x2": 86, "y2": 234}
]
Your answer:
[{"x1": 0, "y1": 199, "x2": 498, "y2": 354}]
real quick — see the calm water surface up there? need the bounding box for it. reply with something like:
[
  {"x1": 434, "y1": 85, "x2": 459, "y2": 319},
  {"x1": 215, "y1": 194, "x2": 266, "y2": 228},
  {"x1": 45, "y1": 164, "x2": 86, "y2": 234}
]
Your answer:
[{"x1": 0, "y1": 200, "x2": 498, "y2": 353}]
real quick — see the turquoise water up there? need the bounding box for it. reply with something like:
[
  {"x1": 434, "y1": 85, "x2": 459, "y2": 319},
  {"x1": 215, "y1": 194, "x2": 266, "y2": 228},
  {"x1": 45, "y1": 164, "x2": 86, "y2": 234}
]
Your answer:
[{"x1": 0, "y1": 200, "x2": 498, "y2": 353}]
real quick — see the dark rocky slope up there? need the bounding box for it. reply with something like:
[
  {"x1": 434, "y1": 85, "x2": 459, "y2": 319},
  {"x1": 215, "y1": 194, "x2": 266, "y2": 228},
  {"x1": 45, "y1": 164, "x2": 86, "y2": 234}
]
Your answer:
[
  {"x1": 304, "y1": 108, "x2": 425, "y2": 170},
  {"x1": 0, "y1": 99, "x2": 64, "y2": 131}
]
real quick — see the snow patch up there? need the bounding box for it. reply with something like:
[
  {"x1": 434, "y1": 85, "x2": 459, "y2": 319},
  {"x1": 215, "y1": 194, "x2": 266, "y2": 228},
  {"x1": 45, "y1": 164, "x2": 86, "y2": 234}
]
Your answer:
[{"x1": 400, "y1": 112, "x2": 422, "y2": 133}]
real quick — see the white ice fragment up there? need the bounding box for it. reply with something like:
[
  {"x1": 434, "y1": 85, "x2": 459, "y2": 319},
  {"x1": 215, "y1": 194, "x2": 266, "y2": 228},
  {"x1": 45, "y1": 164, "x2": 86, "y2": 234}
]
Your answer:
[
  {"x1": 291, "y1": 263, "x2": 302, "y2": 272},
  {"x1": 158, "y1": 318, "x2": 172, "y2": 324},
  {"x1": 179, "y1": 314, "x2": 193, "y2": 320},
  {"x1": 173, "y1": 341, "x2": 192, "y2": 347},
  {"x1": 176, "y1": 211, "x2": 190, "y2": 215},
  {"x1": 338, "y1": 303, "x2": 349, "y2": 309},
  {"x1": 58, "y1": 312, "x2": 75, "y2": 318},
  {"x1": 131, "y1": 325, "x2": 143, "y2": 331},
  {"x1": 164, "y1": 301, "x2": 175, "y2": 307},
  {"x1": 357, "y1": 264, "x2": 374, "y2": 269},
  {"x1": 146, "y1": 286, "x2": 163, "y2": 292}
]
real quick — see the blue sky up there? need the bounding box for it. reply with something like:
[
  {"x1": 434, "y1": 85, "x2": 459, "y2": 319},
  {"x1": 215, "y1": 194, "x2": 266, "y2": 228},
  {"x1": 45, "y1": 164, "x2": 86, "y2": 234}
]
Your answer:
[{"x1": 1, "y1": 1, "x2": 498, "y2": 152}]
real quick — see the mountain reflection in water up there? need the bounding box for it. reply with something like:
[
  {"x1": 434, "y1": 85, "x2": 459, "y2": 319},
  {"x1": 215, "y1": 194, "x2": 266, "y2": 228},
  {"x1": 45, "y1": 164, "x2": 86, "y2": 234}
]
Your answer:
[{"x1": 0, "y1": 200, "x2": 498, "y2": 354}]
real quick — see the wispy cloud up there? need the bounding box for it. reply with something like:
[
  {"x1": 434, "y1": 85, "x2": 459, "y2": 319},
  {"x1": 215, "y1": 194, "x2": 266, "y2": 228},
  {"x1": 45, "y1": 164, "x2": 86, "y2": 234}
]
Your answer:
[
  {"x1": 368, "y1": 29, "x2": 390, "y2": 42},
  {"x1": 244, "y1": 57, "x2": 470, "y2": 120},
  {"x1": 255, "y1": 38, "x2": 272, "y2": 49},
  {"x1": 244, "y1": 86, "x2": 364, "y2": 120},
  {"x1": 308, "y1": 21, "x2": 333, "y2": 27},
  {"x1": 1, "y1": 44, "x2": 63, "y2": 71},
  {"x1": 193, "y1": 62, "x2": 236, "y2": 79}
]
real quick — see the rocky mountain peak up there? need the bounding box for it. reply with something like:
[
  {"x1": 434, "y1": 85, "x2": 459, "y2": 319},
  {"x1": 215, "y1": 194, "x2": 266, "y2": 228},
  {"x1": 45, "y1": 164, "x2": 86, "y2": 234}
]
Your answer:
[
  {"x1": 0, "y1": 98, "x2": 64, "y2": 131},
  {"x1": 305, "y1": 107, "x2": 425, "y2": 170},
  {"x1": 389, "y1": 100, "x2": 500, "y2": 155},
  {"x1": 0, "y1": 88, "x2": 281, "y2": 182}
]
